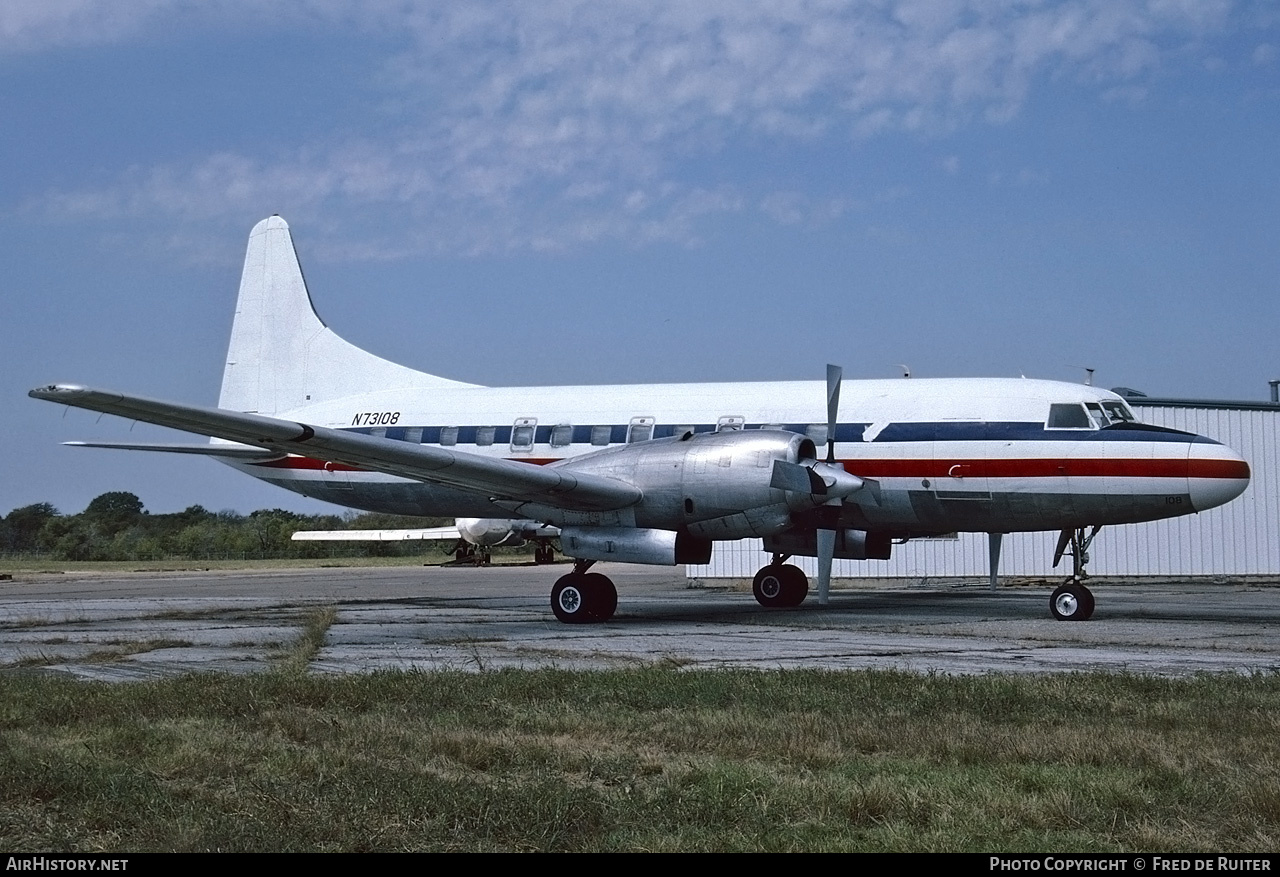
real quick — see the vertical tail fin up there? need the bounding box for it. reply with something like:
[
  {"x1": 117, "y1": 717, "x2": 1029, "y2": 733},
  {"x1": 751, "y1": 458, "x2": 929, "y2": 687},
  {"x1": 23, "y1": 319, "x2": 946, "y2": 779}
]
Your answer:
[{"x1": 218, "y1": 216, "x2": 473, "y2": 415}]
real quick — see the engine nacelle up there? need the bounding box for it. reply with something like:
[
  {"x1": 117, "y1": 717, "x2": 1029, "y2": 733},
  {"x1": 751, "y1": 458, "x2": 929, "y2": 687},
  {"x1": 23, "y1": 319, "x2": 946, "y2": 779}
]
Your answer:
[
  {"x1": 455, "y1": 518, "x2": 561, "y2": 547},
  {"x1": 560, "y1": 526, "x2": 712, "y2": 565},
  {"x1": 763, "y1": 528, "x2": 893, "y2": 560},
  {"x1": 554, "y1": 430, "x2": 827, "y2": 539}
]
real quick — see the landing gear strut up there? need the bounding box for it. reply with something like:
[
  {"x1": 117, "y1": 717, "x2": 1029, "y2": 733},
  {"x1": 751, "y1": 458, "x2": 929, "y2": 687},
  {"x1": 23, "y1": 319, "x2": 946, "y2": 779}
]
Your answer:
[
  {"x1": 533, "y1": 542, "x2": 556, "y2": 564},
  {"x1": 550, "y1": 559, "x2": 617, "y2": 623},
  {"x1": 1050, "y1": 526, "x2": 1099, "y2": 621},
  {"x1": 752, "y1": 555, "x2": 809, "y2": 608}
]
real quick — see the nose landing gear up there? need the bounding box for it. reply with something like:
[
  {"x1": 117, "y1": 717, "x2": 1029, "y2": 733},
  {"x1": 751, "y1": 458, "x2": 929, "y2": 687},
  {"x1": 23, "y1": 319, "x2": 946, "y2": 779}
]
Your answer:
[{"x1": 1050, "y1": 526, "x2": 1100, "y2": 621}]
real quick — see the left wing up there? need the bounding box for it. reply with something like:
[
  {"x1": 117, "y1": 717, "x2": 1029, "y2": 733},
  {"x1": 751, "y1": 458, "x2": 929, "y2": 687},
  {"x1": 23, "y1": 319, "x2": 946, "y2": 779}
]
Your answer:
[{"x1": 30, "y1": 384, "x2": 642, "y2": 512}]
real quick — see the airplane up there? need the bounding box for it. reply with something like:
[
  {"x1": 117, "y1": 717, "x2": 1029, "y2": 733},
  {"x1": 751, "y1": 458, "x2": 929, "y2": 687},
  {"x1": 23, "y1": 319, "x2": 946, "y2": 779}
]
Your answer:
[{"x1": 30, "y1": 216, "x2": 1251, "y2": 624}]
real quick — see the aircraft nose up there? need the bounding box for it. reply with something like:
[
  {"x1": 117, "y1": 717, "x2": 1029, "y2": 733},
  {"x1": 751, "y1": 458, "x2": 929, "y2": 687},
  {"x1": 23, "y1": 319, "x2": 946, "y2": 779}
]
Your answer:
[{"x1": 1187, "y1": 440, "x2": 1250, "y2": 512}]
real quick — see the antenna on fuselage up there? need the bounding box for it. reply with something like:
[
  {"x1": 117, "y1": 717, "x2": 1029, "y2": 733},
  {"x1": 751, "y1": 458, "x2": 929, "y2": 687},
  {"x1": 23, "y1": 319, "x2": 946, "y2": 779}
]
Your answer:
[
  {"x1": 1068, "y1": 365, "x2": 1095, "y2": 386},
  {"x1": 896, "y1": 364, "x2": 911, "y2": 378}
]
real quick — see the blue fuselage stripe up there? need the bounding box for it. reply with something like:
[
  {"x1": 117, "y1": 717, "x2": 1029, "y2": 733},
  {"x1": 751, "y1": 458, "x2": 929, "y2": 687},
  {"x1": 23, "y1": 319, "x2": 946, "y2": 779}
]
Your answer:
[{"x1": 340, "y1": 421, "x2": 1213, "y2": 447}]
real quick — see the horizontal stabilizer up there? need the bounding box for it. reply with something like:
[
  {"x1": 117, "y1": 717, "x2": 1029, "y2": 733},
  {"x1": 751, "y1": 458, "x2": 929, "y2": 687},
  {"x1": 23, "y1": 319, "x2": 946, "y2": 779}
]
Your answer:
[
  {"x1": 31, "y1": 383, "x2": 642, "y2": 513},
  {"x1": 292, "y1": 527, "x2": 463, "y2": 542},
  {"x1": 64, "y1": 441, "x2": 281, "y2": 460}
]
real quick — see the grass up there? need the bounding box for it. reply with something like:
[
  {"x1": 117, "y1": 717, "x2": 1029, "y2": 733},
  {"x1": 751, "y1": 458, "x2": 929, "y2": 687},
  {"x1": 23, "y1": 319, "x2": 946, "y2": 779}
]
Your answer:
[
  {"x1": 274, "y1": 607, "x2": 337, "y2": 676},
  {"x1": 0, "y1": 669, "x2": 1277, "y2": 851}
]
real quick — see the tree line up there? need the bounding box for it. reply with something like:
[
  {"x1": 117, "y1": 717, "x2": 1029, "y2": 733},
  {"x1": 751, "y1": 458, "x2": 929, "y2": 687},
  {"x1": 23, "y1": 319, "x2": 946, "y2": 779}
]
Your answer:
[{"x1": 0, "y1": 492, "x2": 452, "y2": 561}]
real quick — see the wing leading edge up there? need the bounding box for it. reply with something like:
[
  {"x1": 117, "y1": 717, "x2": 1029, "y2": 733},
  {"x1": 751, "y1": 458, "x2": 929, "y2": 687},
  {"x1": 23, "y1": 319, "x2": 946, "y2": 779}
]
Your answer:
[{"x1": 30, "y1": 384, "x2": 642, "y2": 513}]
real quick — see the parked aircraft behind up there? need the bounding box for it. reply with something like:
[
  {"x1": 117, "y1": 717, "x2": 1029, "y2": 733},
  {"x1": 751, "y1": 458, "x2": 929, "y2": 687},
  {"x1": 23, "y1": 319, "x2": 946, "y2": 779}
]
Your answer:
[{"x1": 31, "y1": 217, "x2": 1250, "y2": 623}]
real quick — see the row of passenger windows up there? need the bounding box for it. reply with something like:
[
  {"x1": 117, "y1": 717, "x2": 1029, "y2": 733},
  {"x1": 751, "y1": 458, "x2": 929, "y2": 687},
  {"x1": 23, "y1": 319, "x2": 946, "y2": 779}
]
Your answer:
[{"x1": 360, "y1": 421, "x2": 842, "y2": 450}]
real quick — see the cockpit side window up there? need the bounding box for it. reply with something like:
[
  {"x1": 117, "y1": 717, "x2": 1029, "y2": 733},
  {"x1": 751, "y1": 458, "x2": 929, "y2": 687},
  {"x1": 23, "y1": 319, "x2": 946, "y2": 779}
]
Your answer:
[
  {"x1": 1047, "y1": 403, "x2": 1092, "y2": 429},
  {"x1": 1101, "y1": 401, "x2": 1136, "y2": 423},
  {"x1": 1084, "y1": 402, "x2": 1110, "y2": 428}
]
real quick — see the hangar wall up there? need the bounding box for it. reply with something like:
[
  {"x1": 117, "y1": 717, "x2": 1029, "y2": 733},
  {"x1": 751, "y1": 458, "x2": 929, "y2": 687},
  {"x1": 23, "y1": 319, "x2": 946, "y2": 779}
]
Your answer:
[{"x1": 686, "y1": 399, "x2": 1280, "y2": 581}]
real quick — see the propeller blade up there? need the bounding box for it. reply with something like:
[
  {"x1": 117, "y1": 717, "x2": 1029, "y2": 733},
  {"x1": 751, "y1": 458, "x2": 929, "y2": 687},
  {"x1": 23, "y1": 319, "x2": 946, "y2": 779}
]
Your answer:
[
  {"x1": 771, "y1": 459, "x2": 819, "y2": 493},
  {"x1": 771, "y1": 459, "x2": 864, "y2": 499},
  {"x1": 988, "y1": 532, "x2": 1003, "y2": 591},
  {"x1": 825, "y1": 364, "x2": 842, "y2": 464},
  {"x1": 816, "y1": 527, "x2": 835, "y2": 605}
]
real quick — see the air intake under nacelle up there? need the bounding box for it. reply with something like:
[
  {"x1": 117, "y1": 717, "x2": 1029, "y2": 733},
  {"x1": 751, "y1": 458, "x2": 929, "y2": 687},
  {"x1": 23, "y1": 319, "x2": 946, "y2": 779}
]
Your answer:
[{"x1": 763, "y1": 529, "x2": 892, "y2": 561}]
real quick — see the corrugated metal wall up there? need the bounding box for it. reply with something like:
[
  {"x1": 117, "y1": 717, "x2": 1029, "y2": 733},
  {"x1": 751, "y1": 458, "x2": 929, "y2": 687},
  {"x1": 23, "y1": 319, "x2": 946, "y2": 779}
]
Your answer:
[{"x1": 688, "y1": 404, "x2": 1279, "y2": 580}]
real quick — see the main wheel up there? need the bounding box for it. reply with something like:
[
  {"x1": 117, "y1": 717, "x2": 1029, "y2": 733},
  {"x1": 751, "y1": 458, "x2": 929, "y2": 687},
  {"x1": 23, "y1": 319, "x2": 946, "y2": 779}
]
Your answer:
[
  {"x1": 754, "y1": 564, "x2": 808, "y2": 608},
  {"x1": 551, "y1": 573, "x2": 617, "y2": 623},
  {"x1": 1050, "y1": 581, "x2": 1095, "y2": 621},
  {"x1": 779, "y1": 564, "x2": 809, "y2": 607},
  {"x1": 753, "y1": 565, "x2": 788, "y2": 607},
  {"x1": 582, "y1": 572, "x2": 617, "y2": 622},
  {"x1": 551, "y1": 574, "x2": 593, "y2": 623}
]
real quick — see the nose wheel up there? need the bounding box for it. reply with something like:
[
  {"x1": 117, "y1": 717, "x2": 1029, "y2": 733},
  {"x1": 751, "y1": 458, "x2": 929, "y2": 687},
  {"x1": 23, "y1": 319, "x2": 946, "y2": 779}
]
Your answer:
[
  {"x1": 1049, "y1": 580, "x2": 1095, "y2": 621},
  {"x1": 1050, "y1": 526, "x2": 1100, "y2": 621}
]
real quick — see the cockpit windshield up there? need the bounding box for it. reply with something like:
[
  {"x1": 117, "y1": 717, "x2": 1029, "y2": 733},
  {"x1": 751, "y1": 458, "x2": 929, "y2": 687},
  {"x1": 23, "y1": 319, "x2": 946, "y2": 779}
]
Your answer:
[
  {"x1": 1047, "y1": 399, "x2": 1139, "y2": 430},
  {"x1": 1084, "y1": 402, "x2": 1109, "y2": 428}
]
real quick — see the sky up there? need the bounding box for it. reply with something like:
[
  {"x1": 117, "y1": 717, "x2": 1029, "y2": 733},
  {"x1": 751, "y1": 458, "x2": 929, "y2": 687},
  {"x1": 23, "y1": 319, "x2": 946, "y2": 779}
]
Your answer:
[{"x1": 3, "y1": 0, "x2": 1278, "y2": 518}]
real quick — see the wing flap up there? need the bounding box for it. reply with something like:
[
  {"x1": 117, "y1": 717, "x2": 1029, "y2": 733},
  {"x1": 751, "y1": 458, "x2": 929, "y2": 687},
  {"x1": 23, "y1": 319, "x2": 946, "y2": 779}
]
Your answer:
[{"x1": 31, "y1": 384, "x2": 642, "y2": 512}]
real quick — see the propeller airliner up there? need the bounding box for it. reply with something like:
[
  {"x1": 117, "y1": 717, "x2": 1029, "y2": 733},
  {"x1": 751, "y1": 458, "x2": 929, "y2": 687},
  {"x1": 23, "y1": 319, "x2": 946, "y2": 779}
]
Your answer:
[{"x1": 31, "y1": 217, "x2": 1251, "y2": 623}]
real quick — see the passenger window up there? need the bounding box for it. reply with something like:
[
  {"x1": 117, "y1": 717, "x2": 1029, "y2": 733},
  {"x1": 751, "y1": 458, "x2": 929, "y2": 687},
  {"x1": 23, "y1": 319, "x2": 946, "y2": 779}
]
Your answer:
[
  {"x1": 476, "y1": 426, "x2": 496, "y2": 447},
  {"x1": 550, "y1": 425, "x2": 572, "y2": 447},
  {"x1": 590, "y1": 425, "x2": 612, "y2": 446},
  {"x1": 717, "y1": 415, "x2": 745, "y2": 432},
  {"x1": 440, "y1": 426, "x2": 459, "y2": 446},
  {"x1": 1047, "y1": 404, "x2": 1091, "y2": 429},
  {"x1": 627, "y1": 417, "x2": 655, "y2": 443},
  {"x1": 405, "y1": 427, "x2": 423, "y2": 444},
  {"x1": 511, "y1": 418, "x2": 536, "y2": 451}
]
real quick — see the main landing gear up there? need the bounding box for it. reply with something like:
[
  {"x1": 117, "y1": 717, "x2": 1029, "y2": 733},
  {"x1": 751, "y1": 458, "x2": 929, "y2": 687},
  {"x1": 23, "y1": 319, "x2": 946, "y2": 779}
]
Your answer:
[
  {"x1": 752, "y1": 556, "x2": 809, "y2": 608},
  {"x1": 551, "y1": 560, "x2": 617, "y2": 623},
  {"x1": 1050, "y1": 526, "x2": 1100, "y2": 621},
  {"x1": 533, "y1": 542, "x2": 556, "y2": 565}
]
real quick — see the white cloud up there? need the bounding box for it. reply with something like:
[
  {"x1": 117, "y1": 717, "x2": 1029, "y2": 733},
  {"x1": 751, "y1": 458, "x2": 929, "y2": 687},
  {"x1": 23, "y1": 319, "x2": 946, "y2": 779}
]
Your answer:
[{"x1": 19, "y1": 0, "x2": 1247, "y2": 256}]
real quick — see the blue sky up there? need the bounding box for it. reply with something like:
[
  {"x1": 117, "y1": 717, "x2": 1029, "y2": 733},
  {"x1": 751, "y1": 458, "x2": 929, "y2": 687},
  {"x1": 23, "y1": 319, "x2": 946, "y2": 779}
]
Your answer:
[{"x1": 3, "y1": 0, "x2": 1278, "y2": 517}]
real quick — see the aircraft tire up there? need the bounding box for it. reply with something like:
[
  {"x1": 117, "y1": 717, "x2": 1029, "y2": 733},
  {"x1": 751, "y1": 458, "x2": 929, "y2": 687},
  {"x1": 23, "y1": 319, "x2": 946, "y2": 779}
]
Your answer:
[
  {"x1": 753, "y1": 565, "x2": 788, "y2": 607},
  {"x1": 551, "y1": 574, "x2": 595, "y2": 624},
  {"x1": 582, "y1": 572, "x2": 617, "y2": 622},
  {"x1": 1050, "y1": 582, "x2": 1095, "y2": 621},
  {"x1": 779, "y1": 564, "x2": 809, "y2": 607}
]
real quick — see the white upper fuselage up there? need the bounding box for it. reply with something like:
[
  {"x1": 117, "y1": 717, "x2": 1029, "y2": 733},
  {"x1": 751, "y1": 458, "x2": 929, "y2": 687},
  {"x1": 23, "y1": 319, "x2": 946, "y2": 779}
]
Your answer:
[{"x1": 234, "y1": 375, "x2": 1249, "y2": 534}]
